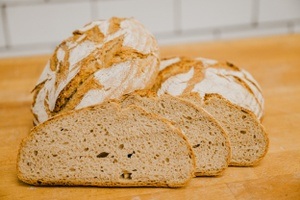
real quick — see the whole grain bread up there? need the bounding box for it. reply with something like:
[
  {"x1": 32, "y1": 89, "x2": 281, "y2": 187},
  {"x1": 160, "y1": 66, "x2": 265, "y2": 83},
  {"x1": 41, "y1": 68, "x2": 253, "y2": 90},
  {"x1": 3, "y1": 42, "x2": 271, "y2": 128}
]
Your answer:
[
  {"x1": 119, "y1": 92, "x2": 231, "y2": 176},
  {"x1": 32, "y1": 17, "x2": 160, "y2": 125},
  {"x1": 17, "y1": 102, "x2": 195, "y2": 187},
  {"x1": 154, "y1": 57, "x2": 269, "y2": 166}
]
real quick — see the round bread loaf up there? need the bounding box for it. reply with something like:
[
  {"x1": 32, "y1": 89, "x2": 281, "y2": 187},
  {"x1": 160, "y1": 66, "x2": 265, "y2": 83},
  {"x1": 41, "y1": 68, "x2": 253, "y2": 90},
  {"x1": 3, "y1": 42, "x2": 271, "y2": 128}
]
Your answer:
[
  {"x1": 32, "y1": 17, "x2": 160, "y2": 125},
  {"x1": 154, "y1": 57, "x2": 264, "y2": 120}
]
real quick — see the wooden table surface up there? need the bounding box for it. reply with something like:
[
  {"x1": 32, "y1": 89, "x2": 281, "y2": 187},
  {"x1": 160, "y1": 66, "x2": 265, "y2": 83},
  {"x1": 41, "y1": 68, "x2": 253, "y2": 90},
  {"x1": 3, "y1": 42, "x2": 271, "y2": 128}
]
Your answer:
[{"x1": 0, "y1": 34, "x2": 300, "y2": 200}]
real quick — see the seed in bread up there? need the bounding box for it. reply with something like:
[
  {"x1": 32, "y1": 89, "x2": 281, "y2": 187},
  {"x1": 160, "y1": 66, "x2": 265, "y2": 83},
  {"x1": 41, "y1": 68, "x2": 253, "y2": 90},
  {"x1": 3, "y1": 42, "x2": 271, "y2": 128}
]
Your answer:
[
  {"x1": 17, "y1": 102, "x2": 195, "y2": 187},
  {"x1": 32, "y1": 17, "x2": 160, "y2": 125}
]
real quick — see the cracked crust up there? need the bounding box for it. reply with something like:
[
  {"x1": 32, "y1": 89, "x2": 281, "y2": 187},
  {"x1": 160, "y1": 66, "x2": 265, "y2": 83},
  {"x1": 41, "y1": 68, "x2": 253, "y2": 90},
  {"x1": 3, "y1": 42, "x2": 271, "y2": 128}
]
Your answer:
[{"x1": 32, "y1": 17, "x2": 159, "y2": 125}]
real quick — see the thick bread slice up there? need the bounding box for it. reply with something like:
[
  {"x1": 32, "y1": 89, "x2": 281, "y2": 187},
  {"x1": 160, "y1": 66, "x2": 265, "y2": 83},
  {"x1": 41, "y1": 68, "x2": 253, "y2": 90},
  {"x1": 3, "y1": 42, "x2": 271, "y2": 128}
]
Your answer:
[
  {"x1": 32, "y1": 17, "x2": 159, "y2": 125},
  {"x1": 120, "y1": 93, "x2": 231, "y2": 176},
  {"x1": 181, "y1": 93, "x2": 269, "y2": 166},
  {"x1": 17, "y1": 102, "x2": 195, "y2": 187}
]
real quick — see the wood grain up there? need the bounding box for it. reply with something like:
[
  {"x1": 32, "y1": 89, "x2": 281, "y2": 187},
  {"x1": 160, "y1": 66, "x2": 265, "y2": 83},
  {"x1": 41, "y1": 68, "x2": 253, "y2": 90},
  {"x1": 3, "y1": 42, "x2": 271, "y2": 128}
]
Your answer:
[{"x1": 1, "y1": 34, "x2": 300, "y2": 200}]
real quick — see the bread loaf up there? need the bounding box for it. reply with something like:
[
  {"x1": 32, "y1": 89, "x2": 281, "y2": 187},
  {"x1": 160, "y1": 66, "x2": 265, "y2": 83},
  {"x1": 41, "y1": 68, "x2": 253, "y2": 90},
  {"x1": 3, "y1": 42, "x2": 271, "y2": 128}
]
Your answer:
[
  {"x1": 120, "y1": 92, "x2": 231, "y2": 175},
  {"x1": 155, "y1": 57, "x2": 264, "y2": 120},
  {"x1": 153, "y1": 57, "x2": 269, "y2": 166},
  {"x1": 32, "y1": 17, "x2": 160, "y2": 125},
  {"x1": 17, "y1": 102, "x2": 195, "y2": 187}
]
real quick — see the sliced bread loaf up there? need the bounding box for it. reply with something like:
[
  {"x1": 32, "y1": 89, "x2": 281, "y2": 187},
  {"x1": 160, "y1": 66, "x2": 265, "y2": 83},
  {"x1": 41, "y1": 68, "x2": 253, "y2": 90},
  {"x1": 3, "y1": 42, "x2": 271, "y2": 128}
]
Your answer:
[
  {"x1": 120, "y1": 92, "x2": 231, "y2": 176},
  {"x1": 17, "y1": 102, "x2": 195, "y2": 187},
  {"x1": 32, "y1": 17, "x2": 160, "y2": 125},
  {"x1": 154, "y1": 57, "x2": 269, "y2": 166}
]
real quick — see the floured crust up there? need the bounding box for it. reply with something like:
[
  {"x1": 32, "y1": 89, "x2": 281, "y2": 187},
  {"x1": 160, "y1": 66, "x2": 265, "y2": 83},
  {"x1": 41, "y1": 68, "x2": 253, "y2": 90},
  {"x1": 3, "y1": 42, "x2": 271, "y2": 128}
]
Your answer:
[
  {"x1": 32, "y1": 17, "x2": 160, "y2": 125},
  {"x1": 17, "y1": 102, "x2": 196, "y2": 187},
  {"x1": 155, "y1": 56, "x2": 264, "y2": 120}
]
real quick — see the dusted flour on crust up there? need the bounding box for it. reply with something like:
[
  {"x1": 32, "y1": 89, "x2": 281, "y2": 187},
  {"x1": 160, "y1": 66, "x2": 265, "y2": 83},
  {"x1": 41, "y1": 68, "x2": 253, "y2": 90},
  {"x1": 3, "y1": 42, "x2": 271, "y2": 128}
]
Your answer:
[
  {"x1": 154, "y1": 57, "x2": 264, "y2": 120},
  {"x1": 32, "y1": 17, "x2": 159, "y2": 125}
]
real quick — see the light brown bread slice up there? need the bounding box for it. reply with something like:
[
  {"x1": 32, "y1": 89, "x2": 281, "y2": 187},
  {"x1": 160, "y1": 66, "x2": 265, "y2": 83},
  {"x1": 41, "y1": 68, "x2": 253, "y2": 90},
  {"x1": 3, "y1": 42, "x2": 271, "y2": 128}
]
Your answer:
[
  {"x1": 181, "y1": 93, "x2": 269, "y2": 166},
  {"x1": 120, "y1": 92, "x2": 231, "y2": 176},
  {"x1": 17, "y1": 102, "x2": 195, "y2": 187}
]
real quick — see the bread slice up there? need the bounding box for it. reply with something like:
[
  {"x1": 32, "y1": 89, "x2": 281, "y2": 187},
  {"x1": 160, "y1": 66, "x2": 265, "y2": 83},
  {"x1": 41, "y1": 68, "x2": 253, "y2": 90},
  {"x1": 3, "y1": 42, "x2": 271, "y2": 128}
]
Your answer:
[
  {"x1": 154, "y1": 56, "x2": 269, "y2": 166},
  {"x1": 17, "y1": 102, "x2": 195, "y2": 187},
  {"x1": 32, "y1": 17, "x2": 159, "y2": 125},
  {"x1": 181, "y1": 93, "x2": 269, "y2": 166},
  {"x1": 120, "y1": 92, "x2": 231, "y2": 176}
]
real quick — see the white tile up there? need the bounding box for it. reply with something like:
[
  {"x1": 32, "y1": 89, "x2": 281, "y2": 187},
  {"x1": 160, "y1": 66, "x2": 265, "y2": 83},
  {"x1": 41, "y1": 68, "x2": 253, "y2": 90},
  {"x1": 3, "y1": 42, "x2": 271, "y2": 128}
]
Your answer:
[
  {"x1": 294, "y1": 22, "x2": 300, "y2": 33},
  {"x1": 258, "y1": 0, "x2": 300, "y2": 23},
  {"x1": 156, "y1": 32, "x2": 215, "y2": 46},
  {"x1": 95, "y1": 0, "x2": 174, "y2": 34},
  {"x1": 6, "y1": 2, "x2": 92, "y2": 46},
  {"x1": 0, "y1": 9, "x2": 6, "y2": 48},
  {"x1": 181, "y1": 0, "x2": 253, "y2": 30},
  {"x1": 220, "y1": 24, "x2": 289, "y2": 40}
]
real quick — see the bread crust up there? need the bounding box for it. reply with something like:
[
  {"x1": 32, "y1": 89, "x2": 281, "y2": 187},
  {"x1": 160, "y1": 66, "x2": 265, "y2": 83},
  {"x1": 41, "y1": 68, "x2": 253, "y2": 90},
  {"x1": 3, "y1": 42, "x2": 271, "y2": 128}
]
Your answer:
[{"x1": 32, "y1": 17, "x2": 160, "y2": 125}]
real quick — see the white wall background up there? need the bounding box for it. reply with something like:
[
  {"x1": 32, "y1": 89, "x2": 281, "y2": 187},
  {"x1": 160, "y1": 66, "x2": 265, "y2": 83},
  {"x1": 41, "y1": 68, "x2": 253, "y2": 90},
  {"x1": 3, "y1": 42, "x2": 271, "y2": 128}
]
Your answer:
[{"x1": 0, "y1": 0, "x2": 300, "y2": 58}]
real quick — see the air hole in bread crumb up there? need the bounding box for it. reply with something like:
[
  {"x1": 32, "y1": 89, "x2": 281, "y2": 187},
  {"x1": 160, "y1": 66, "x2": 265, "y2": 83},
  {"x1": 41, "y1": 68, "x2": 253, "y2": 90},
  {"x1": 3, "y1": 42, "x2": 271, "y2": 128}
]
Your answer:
[
  {"x1": 84, "y1": 148, "x2": 89, "y2": 151},
  {"x1": 127, "y1": 151, "x2": 135, "y2": 158},
  {"x1": 34, "y1": 150, "x2": 38, "y2": 156},
  {"x1": 165, "y1": 158, "x2": 170, "y2": 162},
  {"x1": 240, "y1": 130, "x2": 246, "y2": 134},
  {"x1": 119, "y1": 144, "x2": 124, "y2": 149},
  {"x1": 242, "y1": 115, "x2": 246, "y2": 119},
  {"x1": 193, "y1": 144, "x2": 200, "y2": 148},
  {"x1": 37, "y1": 180, "x2": 42, "y2": 185},
  {"x1": 63, "y1": 142, "x2": 69, "y2": 145},
  {"x1": 253, "y1": 135, "x2": 256, "y2": 139},
  {"x1": 183, "y1": 115, "x2": 192, "y2": 120},
  {"x1": 97, "y1": 152, "x2": 109, "y2": 158},
  {"x1": 90, "y1": 129, "x2": 94, "y2": 133},
  {"x1": 120, "y1": 172, "x2": 132, "y2": 180},
  {"x1": 70, "y1": 168, "x2": 76, "y2": 171},
  {"x1": 52, "y1": 154, "x2": 58, "y2": 157}
]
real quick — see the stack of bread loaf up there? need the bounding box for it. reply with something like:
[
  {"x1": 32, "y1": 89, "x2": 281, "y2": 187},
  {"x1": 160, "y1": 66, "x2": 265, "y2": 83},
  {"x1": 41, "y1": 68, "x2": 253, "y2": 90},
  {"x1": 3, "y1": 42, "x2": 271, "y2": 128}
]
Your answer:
[{"x1": 17, "y1": 17, "x2": 269, "y2": 188}]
